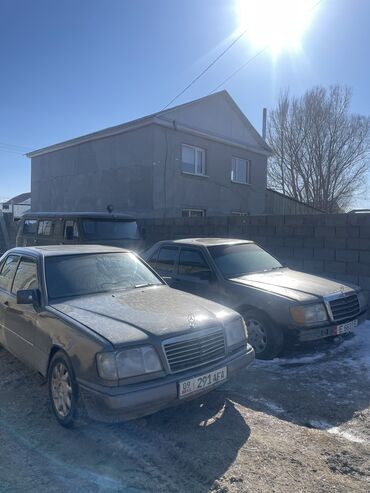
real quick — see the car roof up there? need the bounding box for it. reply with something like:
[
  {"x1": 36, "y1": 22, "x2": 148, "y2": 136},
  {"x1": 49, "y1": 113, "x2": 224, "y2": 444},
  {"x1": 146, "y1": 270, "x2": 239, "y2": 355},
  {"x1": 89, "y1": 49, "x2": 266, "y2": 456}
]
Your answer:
[
  {"x1": 154, "y1": 238, "x2": 254, "y2": 247},
  {"x1": 20, "y1": 212, "x2": 136, "y2": 220},
  {"x1": 4, "y1": 245, "x2": 130, "y2": 257}
]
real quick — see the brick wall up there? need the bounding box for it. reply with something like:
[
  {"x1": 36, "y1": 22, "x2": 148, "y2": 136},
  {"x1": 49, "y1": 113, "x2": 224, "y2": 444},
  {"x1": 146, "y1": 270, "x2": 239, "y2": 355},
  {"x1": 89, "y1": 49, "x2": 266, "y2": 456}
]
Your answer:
[{"x1": 138, "y1": 213, "x2": 370, "y2": 292}]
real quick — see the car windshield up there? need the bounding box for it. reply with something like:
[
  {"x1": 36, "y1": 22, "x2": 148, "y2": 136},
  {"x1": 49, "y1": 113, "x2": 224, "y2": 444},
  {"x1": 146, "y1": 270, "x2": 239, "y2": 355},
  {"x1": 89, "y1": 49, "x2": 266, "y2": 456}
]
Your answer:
[
  {"x1": 81, "y1": 219, "x2": 140, "y2": 240},
  {"x1": 45, "y1": 253, "x2": 162, "y2": 300},
  {"x1": 208, "y1": 243, "x2": 283, "y2": 278}
]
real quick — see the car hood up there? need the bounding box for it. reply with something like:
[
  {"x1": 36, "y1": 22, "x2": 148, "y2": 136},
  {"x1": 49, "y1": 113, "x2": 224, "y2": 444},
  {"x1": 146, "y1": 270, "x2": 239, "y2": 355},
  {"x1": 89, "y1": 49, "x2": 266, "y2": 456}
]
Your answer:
[
  {"x1": 50, "y1": 285, "x2": 235, "y2": 346},
  {"x1": 230, "y1": 268, "x2": 356, "y2": 303}
]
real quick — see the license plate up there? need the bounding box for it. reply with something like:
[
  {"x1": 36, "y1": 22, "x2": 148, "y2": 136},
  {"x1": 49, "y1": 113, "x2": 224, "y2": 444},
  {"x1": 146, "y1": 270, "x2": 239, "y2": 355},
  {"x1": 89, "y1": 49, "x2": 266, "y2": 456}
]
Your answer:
[
  {"x1": 178, "y1": 367, "x2": 227, "y2": 399},
  {"x1": 334, "y1": 319, "x2": 358, "y2": 335}
]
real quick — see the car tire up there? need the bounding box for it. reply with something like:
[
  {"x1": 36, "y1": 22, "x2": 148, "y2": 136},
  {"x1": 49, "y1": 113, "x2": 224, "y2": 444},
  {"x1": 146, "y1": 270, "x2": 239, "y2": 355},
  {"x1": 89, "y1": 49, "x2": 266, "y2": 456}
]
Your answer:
[
  {"x1": 243, "y1": 310, "x2": 284, "y2": 360},
  {"x1": 48, "y1": 350, "x2": 79, "y2": 427}
]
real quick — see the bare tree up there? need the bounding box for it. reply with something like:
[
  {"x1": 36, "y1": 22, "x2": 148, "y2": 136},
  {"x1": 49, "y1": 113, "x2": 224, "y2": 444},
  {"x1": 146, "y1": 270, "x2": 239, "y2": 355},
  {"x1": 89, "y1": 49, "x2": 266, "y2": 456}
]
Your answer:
[{"x1": 267, "y1": 86, "x2": 370, "y2": 212}]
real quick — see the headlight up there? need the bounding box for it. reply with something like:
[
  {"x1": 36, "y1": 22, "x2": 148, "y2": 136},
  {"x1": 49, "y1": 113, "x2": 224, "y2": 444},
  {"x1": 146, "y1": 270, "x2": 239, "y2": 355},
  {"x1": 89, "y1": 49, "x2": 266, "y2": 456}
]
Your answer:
[
  {"x1": 96, "y1": 345, "x2": 162, "y2": 380},
  {"x1": 357, "y1": 290, "x2": 368, "y2": 309},
  {"x1": 290, "y1": 303, "x2": 328, "y2": 325},
  {"x1": 224, "y1": 317, "x2": 247, "y2": 349}
]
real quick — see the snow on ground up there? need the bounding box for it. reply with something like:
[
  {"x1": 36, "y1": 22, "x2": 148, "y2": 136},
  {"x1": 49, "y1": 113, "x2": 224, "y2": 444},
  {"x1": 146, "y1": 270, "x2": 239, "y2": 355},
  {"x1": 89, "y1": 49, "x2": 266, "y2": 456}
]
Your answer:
[
  {"x1": 257, "y1": 321, "x2": 370, "y2": 370},
  {"x1": 237, "y1": 321, "x2": 370, "y2": 446}
]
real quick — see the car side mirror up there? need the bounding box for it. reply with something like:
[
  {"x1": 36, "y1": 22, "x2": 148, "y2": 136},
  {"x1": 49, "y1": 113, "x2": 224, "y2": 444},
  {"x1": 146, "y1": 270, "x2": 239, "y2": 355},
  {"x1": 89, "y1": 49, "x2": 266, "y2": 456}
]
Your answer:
[
  {"x1": 65, "y1": 225, "x2": 74, "y2": 240},
  {"x1": 16, "y1": 289, "x2": 40, "y2": 306}
]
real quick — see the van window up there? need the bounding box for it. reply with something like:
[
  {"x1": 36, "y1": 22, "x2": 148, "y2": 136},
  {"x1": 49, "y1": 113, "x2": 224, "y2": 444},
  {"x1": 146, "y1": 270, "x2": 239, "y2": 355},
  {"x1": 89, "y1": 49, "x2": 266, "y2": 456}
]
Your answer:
[
  {"x1": 81, "y1": 219, "x2": 140, "y2": 240},
  {"x1": 0, "y1": 255, "x2": 19, "y2": 292},
  {"x1": 38, "y1": 220, "x2": 53, "y2": 236},
  {"x1": 64, "y1": 220, "x2": 79, "y2": 240},
  {"x1": 12, "y1": 258, "x2": 38, "y2": 293},
  {"x1": 23, "y1": 220, "x2": 38, "y2": 234}
]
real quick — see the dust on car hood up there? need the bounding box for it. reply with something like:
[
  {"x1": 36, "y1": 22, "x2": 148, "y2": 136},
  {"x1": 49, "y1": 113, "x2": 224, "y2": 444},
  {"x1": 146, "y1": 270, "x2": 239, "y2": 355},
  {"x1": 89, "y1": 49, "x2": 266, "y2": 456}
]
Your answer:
[
  {"x1": 51, "y1": 285, "x2": 234, "y2": 346},
  {"x1": 230, "y1": 268, "x2": 356, "y2": 302}
]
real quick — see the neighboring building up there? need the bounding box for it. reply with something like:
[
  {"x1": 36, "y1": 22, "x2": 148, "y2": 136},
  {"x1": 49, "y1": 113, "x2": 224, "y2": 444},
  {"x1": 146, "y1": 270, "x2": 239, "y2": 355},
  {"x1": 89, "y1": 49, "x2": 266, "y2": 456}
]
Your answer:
[
  {"x1": 265, "y1": 189, "x2": 324, "y2": 215},
  {"x1": 27, "y1": 91, "x2": 271, "y2": 218},
  {"x1": 0, "y1": 192, "x2": 31, "y2": 218}
]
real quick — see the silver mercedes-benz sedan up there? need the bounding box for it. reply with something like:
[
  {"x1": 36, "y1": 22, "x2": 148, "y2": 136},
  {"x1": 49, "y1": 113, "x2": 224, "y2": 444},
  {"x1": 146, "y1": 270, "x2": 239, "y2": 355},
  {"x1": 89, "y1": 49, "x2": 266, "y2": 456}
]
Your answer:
[{"x1": 0, "y1": 245, "x2": 254, "y2": 426}]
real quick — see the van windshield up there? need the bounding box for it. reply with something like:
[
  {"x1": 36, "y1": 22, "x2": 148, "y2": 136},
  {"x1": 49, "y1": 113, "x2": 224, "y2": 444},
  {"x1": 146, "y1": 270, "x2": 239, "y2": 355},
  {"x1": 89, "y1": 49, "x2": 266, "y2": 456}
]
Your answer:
[{"x1": 81, "y1": 219, "x2": 140, "y2": 240}]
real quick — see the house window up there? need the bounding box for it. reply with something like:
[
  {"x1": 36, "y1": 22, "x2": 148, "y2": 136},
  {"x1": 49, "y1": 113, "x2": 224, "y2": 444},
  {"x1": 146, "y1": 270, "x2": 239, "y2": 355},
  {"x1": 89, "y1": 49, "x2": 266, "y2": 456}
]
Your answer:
[
  {"x1": 181, "y1": 144, "x2": 205, "y2": 175},
  {"x1": 182, "y1": 209, "x2": 206, "y2": 217},
  {"x1": 37, "y1": 220, "x2": 53, "y2": 236},
  {"x1": 231, "y1": 157, "x2": 251, "y2": 184}
]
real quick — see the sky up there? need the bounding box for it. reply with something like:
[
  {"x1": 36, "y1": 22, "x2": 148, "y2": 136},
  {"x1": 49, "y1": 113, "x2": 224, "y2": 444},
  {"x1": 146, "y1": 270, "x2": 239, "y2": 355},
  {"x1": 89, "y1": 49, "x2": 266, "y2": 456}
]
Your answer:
[{"x1": 1, "y1": 0, "x2": 370, "y2": 206}]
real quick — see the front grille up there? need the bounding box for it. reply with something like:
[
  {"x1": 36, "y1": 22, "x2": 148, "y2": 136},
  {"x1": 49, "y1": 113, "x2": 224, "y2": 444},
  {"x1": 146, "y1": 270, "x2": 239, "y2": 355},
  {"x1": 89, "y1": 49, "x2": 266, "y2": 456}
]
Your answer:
[
  {"x1": 163, "y1": 328, "x2": 226, "y2": 373},
  {"x1": 329, "y1": 293, "x2": 360, "y2": 321}
]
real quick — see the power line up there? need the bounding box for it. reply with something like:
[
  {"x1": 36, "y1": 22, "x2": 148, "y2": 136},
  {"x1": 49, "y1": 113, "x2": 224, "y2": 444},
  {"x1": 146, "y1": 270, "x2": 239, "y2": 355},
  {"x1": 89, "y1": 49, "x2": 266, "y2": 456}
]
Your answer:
[
  {"x1": 0, "y1": 148, "x2": 25, "y2": 156},
  {"x1": 210, "y1": 0, "x2": 324, "y2": 93},
  {"x1": 0, "y1": 141, "x2": 30, "y2": 151},
  {"x1": 211, "y1": 45, "x2": 269, "y2": 93},
  {"x1": 161, "y1": 27, "x2": 250, "y2": 111},
  {"x1": 162, "y1": 0, "x2": 324, "y2": 110}
]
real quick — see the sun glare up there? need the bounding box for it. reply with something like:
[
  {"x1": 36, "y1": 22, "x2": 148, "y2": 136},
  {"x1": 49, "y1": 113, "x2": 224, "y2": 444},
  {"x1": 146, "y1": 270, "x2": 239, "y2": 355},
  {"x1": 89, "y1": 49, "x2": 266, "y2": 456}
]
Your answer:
[{"x1": 237, "y1": 0, "x2": 319, "y2": 55}]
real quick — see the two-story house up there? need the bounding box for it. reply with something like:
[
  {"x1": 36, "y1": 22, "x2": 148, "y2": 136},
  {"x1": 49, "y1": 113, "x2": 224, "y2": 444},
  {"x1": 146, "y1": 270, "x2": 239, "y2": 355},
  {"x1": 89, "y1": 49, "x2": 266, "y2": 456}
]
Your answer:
[{"x1": 27, "y1": 91, "x2": 271, "y2": 217}]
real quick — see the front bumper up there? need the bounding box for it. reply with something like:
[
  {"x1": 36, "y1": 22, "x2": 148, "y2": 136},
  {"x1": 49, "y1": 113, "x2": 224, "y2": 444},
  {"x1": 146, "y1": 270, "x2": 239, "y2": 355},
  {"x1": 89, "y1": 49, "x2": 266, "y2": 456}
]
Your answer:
[
  {"x1": 294, "y1": 311, "x2": 367, "y2": 342},
  {"x1": 79, "y1": 344, "x2": 255, "y2": 422}
]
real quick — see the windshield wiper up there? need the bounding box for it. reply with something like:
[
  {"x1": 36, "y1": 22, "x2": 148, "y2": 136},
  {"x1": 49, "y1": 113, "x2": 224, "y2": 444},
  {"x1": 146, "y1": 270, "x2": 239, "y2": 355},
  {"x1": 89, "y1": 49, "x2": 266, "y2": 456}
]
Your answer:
[{"x1": 134, "y1": 282, "x2": 158, "y2": 289}]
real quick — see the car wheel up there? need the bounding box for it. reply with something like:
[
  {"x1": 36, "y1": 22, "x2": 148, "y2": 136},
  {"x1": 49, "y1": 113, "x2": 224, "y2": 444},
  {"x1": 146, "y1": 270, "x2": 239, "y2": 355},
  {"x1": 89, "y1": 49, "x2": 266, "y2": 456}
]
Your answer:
[
  {"x1": 48, "y1": 351, "x2": 78, "y2": 427},
  {"x1": 243, "y1": 310, "x2": 284, "y2": 360}
]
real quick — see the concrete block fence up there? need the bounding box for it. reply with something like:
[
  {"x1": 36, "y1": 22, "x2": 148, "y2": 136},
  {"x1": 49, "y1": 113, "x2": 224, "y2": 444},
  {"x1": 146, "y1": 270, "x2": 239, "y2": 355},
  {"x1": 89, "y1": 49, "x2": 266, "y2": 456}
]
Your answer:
[{"x1": 138, "y1": 213, "x2": 370, "y2": 292}]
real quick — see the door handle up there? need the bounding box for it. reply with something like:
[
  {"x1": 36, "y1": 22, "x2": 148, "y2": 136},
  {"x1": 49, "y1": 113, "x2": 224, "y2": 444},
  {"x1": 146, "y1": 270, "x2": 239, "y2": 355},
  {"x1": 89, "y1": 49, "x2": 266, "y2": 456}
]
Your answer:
[{"x1": 1, "y1": 301, "x2": 9, "y2": 307}]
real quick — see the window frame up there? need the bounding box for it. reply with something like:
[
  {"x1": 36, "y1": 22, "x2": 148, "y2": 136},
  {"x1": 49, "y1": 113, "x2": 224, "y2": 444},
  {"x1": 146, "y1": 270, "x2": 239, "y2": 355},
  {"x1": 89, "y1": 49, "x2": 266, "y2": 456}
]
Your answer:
[
  {"x1": 231, "y1": 156, "x2": 251, "y2": 185},
  {"x1": 0, "y1": 254, "x2": 21, "y2": 293},
  {"x1": 11, "y1": 256, "x2": 39, "y2": 294},
  {"x1": 155, "y1": 246, "x2": 180, "y2": 274},
  {"x1": 182, "y1": 209, "x2": 206, "y2": 218},
  {"x1": 181, "y1": 144, "x2": 206, "y2": 176}
]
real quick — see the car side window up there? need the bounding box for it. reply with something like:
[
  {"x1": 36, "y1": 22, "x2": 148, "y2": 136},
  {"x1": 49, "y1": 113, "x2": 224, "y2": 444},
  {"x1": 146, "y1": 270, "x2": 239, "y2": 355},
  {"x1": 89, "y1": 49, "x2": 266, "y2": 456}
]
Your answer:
[
  {"x1": 11, "y1": 258, "x2": 39, "y2": 294},
  {"x1": 0, "y1": 255, "x2": 19, "y2": 292},
  {"x1": 38, "y1": 220, "x2": 53, "y2": 236},
  {"x1": 147, "y1": 248, "x2": 159, "y2": 269},
  {"x1": 178, "y1": 249, "x2": 212, "y2": 279},
  {"x1": 156, "y1": 247, "x2": 179, "y2": 273}
]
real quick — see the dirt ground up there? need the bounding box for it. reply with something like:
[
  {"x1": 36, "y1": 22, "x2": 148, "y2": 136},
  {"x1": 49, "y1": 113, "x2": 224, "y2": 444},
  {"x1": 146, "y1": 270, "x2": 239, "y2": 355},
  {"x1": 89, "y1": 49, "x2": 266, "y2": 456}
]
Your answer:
[{"x1": 0, "y1": 324, "x2": 369, "y2": 493}]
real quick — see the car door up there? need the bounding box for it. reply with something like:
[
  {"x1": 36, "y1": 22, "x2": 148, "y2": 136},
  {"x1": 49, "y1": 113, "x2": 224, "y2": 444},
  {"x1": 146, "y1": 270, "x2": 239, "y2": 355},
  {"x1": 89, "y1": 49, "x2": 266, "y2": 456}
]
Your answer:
[
  {"x1": 174, "y1": 247, "x2": 222, "y2": 302},
  {"x1": 4, "y1": 256, "x2": 39, "y2": 368},
  {"x1": 0, "y1": 254, "x2": 20, "y2": 348}
]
